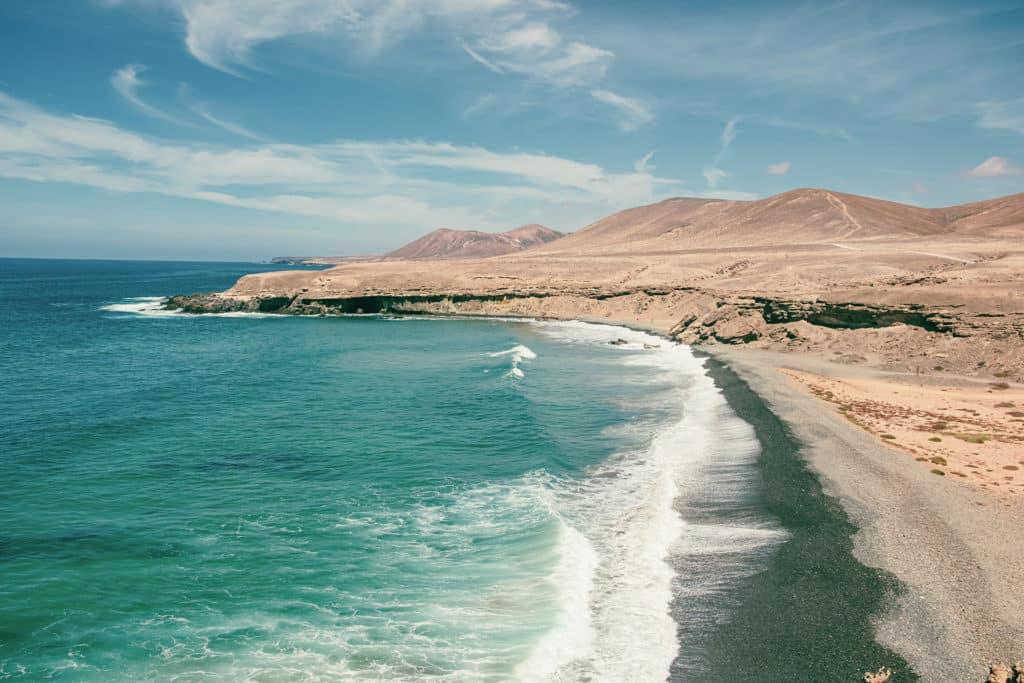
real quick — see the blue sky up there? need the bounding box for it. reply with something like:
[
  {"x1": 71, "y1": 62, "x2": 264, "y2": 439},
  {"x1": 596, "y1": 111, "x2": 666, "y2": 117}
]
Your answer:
[{"x1": 0, "y1": 0, "x2": 1022, "y2": 260}]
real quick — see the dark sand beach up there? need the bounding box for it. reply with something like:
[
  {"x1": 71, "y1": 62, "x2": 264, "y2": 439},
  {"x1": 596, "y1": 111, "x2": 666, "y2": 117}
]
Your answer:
[
  {"x1": 672, "y1": 354, "x2": 916, "y2": 681},
  {"x1": 711, "y1": 348, "x2": 1024, "y2": 682}
]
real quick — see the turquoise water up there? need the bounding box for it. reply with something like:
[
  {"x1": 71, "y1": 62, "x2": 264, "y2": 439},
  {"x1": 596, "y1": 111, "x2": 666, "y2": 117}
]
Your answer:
[{"x1": 0, "y1": 259, "x2": 783, "y2": 681}]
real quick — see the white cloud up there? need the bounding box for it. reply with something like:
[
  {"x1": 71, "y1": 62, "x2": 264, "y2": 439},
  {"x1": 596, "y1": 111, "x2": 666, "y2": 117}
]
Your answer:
[
  {"x1": 593, "y1": 3, "x2": 1017, "y2": 123},
  {"x1": 0, "y1": 91, "x2": 681, "y2": 230},
  {"x1": 107, "y1": 1, "x2": 639, "y2": 133},
  {"x1": 968, "y1": 156, "x2": 1023, "y2": 178},
  {"x1": 111, "y1": 64, "x2": 188, "y2": 125},
  {"x1": 912, "y1": 182, "x2": 928, "y2": 194},
  {"x1": 720, "y1": 117, "x2": 737, "y2": 150},
  {"x1": 702, "y1": 167, "x2": 729, "y2": 188},
  {"x1": 192, "y1": 104, "x2": 265, "y2": 140},
  {"x1": 702, "y1": 118, "x2": 738, "y2": 189},
  {"x1": 634, "y1": 150, "x2": 655, "y2": 173},
  {"x1": 712, "y1": 117, "x2": 739, "y2": 165},
  {"x1": 976, "y1": 100, "x2": 1024, "y2": 136},
  {"x1": 483, "y1": 22, "x2": 561, "y2": 52},
  {"x1": 478, "y1": 41, "x2": 613, "y2": 86},
  {"x1": 462, "y1": 93, "x2": 499, "y2": 118},
  {"x1": 591, "y1": 89, "x2": 653, "y2": 131},
  {"x1": 116, "y1": 0, "x2": 611, "y2": 88},
  {"x1": 766, "y1": 161, "x2": 791, "y2": 175}
]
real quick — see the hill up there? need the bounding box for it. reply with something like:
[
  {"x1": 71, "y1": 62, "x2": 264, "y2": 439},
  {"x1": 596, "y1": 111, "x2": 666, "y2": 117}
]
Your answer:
[
  {"x1": 385, "y1": 224, "x2": 563, "y2": 260},
  {"x1": 536, "y1": 189, "x2": 1024, "y2": 254}
]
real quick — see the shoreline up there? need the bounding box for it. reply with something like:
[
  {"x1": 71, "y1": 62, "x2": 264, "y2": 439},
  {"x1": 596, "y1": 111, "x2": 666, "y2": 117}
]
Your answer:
[
  {"x1": 145, "y1": 299, "x2": 1024, "y2": 678},
  {"x1": 711, "y1": 347, "x2": 1024, "y2": 681},
  {"x1": 686, "y1": 352, "x2": 916, "y2": 681}
]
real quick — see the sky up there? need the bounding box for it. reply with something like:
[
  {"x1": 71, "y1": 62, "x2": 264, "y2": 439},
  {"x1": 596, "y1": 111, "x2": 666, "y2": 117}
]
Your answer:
[{"x1": 0, "y1": 0, "x2": 1022, "y2": 260}]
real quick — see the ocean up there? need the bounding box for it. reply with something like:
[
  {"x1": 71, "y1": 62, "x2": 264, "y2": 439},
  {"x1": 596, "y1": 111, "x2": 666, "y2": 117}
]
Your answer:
[{"x1": 0, "y1": 258, "x2": 791, "y2": 681}]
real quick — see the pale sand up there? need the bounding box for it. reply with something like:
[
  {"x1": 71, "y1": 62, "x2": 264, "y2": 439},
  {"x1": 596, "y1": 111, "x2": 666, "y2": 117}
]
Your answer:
[
  {"x1": 711, "y1": 347, "x2": 1024, "y2": 681},
  {"x1": 782, "y1": 368, "x2": 1024, "y2": 501}
]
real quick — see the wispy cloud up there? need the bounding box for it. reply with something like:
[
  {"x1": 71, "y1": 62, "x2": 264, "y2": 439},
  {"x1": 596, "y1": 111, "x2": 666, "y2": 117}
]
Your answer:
[
  {"x1": 702, "y1": 167, "x2": 730, "y2": 188},
  {"x1": 461, "y1": 93, "x2": 499, "y2": 119},
  {"x1": 756, "y1": 116, "x2": 854, "y2": 143},
  {"x1": 720, "y1": 118, "x2": 737, "y2": 150},
  {"x1": 712, "y1": 117, "x2": 739, "y2": 165},
  {"x1": 192, "y1": 104, "x2": 265, "y2": 141},
  {"x1": 116, "y1": 0, "x2": 612, "y2": 88},
  {"x1": 703, "y1": 117, "x2": 739, "y2": 189},
  {"x1": 968, "y1": 156, "x2": 1023, "y2": 178},
  {"x1": 594, "y1": 2, "x2": 1018, "y2": 123},
  {"x1": 591, "y1": 89, "x2": 653, "y2": 131},
  {"x1": 976, "y1": 99, "x2": 1024, "y2": 136},
  {"x1": 634, "y1": 150, "x2": 655, "y2": 173},
  {"x1": 766, "y1": 161, "x2": 791, "y2": 175},
  {"x1": 111, "y1": 64, "x2": 188, "y2": 125},
  {"x1": 0, "y1": 91, "x2": 682, "y2": 230}
]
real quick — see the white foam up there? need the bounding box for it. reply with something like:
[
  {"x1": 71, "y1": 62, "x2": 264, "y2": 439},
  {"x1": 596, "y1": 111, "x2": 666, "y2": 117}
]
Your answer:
[
  {"x1": 99, "y1": 297, "x2": 278, "y2": 319},
  {"x1": 515, "y1": 491, "x2": 598, "y2": 682},
  {"x1": 514, "y1": 318, "x2": 780, "y2": 682},
  {"x1": 488, "y1": 344, "x2": 537, "y2": 379}
]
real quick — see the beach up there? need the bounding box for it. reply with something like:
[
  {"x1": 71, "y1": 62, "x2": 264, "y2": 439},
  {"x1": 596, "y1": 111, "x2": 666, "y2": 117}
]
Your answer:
[{"x1": 711, "y1": 347, "x2": 1024, "y2": 681}]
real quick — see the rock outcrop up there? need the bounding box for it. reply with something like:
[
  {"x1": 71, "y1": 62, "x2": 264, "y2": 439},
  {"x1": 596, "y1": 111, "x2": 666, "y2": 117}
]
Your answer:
[{"x1": 987, "y1": 662, "x2": 1024, "y2": 683}]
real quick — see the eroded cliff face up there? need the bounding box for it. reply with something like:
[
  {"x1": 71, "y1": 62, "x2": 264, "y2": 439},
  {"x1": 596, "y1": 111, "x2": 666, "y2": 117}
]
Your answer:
[{"x1": 164, "y1": 287, "x2": 1024, "y2": 382}]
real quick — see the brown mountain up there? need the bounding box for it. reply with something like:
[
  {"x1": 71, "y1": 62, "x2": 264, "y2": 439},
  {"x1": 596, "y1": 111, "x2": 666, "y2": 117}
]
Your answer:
[
  {"x1": 536, "y1": 189, "x2": 1024, "y2": 253},
  {"x1": 385, "y1": 224, "x2": 563, "y2": 260}
]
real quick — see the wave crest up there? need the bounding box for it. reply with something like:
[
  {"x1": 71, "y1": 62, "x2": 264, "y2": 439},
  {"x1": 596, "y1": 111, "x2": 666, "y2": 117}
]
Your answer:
[{"x1": 489, "y1": 344, "x2": 537, "y2": 378}]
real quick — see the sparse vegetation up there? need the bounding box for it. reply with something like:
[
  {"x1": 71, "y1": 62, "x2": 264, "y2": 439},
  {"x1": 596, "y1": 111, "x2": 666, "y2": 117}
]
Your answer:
[
  {"x1": 928, "y1": 436, "x2": 942, "y2": 442},
  {"x1": 880, "y1": 433, "x2": 896, "y2": 440},
  {"x1": 1004, "y1": 465, "x2": 1020, "y2": 471},
  {"x1": 950, "y1": 432, "x2": 993, "y2": 444},
  {"x1": 931, "y1": 469, "x2": 945, "y2": 476},
  {"x1": 929, "y1": 456, "x2": 947, "y2": 465},
  {"x1": 990, "y1": 382, "x2": 1010, "y2": 390},
  {"x1": 995, "y1": 401, "x2": 1015, "y2": 408}
]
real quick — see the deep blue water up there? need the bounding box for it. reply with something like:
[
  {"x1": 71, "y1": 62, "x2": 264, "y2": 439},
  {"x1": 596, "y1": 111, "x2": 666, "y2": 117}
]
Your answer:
[{"x1": 0, "y1": 259, "x2": 782, "y2": 681}]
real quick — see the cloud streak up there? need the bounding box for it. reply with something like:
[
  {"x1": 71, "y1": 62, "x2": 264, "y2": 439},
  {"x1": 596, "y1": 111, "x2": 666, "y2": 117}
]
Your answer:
[
  {"x1": 968, "y1": 156, "x2": 1023, "y2": 178},
  {"x1": 594, "y1": 2, "x2": 1019, "y2": 125},
  {"x1": 119, "y1": 0, "x2": 613, "y2": 88},
  {"x1": 591, "y1": 89, "x2": 653, "y2": 131},
  {"x1": 0, "y1": 91, "x2": 681, "y2": 232},
  {"x1": 111, "y1": 64, "x2": 189, "y2": 125}
]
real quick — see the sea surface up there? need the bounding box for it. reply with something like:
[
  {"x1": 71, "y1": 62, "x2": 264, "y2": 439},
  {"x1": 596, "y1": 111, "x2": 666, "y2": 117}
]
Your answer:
[{"x1": 0, "y1": 259, "x2": 787, "y2": 681}]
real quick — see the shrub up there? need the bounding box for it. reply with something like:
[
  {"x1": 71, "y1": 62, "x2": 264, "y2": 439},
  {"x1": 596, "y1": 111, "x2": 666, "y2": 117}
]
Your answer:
[{"x1": 951, "y1": 433, "x2": 992, "y2": 444}]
